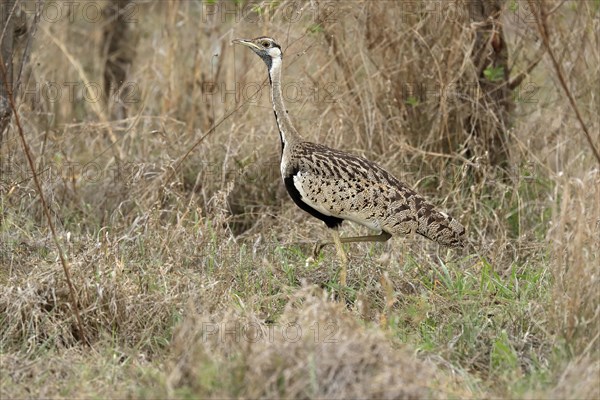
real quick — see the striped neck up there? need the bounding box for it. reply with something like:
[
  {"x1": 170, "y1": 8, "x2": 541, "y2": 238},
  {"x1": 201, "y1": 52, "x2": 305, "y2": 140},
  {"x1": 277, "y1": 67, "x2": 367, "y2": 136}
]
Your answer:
[{"x1": 267, "y1": 56, "x2": 302, "y2": 150}]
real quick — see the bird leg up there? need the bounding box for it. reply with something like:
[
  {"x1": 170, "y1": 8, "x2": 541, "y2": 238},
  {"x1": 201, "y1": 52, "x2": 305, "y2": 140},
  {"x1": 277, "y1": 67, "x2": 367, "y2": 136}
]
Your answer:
[
  {"x1": 313, "y1": 231, "x2": 392, "y2": 256},
  {"x1": 330, "y1": 229, "x2": 349, "y2": 297}
]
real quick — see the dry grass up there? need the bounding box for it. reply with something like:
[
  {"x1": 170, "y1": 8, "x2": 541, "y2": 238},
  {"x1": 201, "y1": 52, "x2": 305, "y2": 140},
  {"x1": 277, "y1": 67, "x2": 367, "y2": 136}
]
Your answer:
[
  {"x1": 1, "y1": 0, "x2": 599, "y2": 399},
  {"x1": 165, "y1": 290, "x2": 464, "y2": 399}
]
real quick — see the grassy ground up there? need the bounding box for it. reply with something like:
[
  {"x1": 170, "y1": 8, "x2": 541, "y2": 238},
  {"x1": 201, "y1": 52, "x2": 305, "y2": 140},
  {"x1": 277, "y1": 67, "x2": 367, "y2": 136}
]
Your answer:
[{"x1": 1, "y1": 1, "x2": 599, "y2": 398}]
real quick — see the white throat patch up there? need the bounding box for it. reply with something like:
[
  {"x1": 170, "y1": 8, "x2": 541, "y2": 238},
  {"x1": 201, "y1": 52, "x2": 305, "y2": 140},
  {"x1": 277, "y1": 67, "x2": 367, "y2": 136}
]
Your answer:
[{"x1": 270, "y1": 54, "x2": 282, "y2": 70}]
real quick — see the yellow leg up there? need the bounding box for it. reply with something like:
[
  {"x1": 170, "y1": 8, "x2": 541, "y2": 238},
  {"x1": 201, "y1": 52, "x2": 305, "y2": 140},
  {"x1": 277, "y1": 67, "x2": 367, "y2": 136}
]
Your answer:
[
  {"x1": 314, "y1": 231, "x2": 391, "y2": 256},
  {"x1": 330, "y1": 229, "x2": 348, "y2": 289}
]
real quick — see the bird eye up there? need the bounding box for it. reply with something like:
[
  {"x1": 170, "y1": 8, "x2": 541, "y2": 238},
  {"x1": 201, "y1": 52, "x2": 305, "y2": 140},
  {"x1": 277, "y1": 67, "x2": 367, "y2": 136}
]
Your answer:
[{"x1": 262, "y1": 41, "x2": 271, "y2": 48}]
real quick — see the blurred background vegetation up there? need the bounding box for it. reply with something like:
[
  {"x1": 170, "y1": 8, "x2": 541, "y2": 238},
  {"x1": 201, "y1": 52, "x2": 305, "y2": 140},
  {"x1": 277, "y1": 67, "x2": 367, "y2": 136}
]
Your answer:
[{"x1": 1, "y1": 0, "x2": 598, "y2": 398}]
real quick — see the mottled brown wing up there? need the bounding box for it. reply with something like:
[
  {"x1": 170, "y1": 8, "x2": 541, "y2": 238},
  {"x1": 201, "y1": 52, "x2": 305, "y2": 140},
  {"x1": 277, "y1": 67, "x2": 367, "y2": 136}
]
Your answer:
[{"x1": 287, "y1": 142, "x2": 466, "y2": 247}]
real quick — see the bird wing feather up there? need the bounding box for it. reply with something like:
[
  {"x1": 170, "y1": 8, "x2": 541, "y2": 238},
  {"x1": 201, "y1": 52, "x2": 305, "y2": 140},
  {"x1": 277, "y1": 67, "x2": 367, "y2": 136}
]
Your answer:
[
  {"x1": 288, "y1": 142, "x2": 421, "y2": 233},
  {"x1": 286, "y1": 142, "x2": 466, "y2": 247}
]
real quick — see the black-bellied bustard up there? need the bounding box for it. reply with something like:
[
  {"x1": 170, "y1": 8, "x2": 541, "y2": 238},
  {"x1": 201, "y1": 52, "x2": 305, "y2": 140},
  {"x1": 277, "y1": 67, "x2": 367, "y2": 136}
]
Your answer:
[{"x1": 233, "y1": 37, "x2": 466, "y2": 288}]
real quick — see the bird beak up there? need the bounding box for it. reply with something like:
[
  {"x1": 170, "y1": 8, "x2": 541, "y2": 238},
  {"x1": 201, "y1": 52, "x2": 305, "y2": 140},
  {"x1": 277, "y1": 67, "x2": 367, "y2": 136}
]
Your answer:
[{"x1": 232, "y1": 38, "x2": 260, "y2": 50}]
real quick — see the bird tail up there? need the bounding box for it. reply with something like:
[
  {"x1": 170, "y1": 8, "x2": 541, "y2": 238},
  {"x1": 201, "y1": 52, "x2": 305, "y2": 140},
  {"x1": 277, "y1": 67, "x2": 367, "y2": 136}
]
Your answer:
[{"x1": 416, "y1": 207, "x2": 466, "y2": 248}]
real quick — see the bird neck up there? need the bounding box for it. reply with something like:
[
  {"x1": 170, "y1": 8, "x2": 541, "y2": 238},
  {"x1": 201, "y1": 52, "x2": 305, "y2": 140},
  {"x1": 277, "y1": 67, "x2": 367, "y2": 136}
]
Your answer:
[{"x1": 268, "y1": 57, "x2": 302, "y2": 150}]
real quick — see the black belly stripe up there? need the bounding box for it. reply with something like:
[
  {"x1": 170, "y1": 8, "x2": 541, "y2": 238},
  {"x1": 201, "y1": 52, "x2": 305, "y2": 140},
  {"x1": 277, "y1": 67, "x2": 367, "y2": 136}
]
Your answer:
[{"x1": 283, "y1": 169, "x2": 343, "y2": 229}]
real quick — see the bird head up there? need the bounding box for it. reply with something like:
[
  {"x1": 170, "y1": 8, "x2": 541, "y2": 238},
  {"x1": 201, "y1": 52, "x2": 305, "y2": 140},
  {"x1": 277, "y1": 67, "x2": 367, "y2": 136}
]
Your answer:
[{"x1": 232, "y1": 36, "x2": 282, "y2": 70}]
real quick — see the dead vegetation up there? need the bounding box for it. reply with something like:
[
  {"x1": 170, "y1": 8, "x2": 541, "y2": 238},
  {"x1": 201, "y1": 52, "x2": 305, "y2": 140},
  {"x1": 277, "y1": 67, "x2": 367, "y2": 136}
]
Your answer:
[
  {"x1": 166, "y1": 291, "x2": 459, "y2": 399},
  {"x1": 1, "y1": 0, "x2": 599, "y2": 399}
]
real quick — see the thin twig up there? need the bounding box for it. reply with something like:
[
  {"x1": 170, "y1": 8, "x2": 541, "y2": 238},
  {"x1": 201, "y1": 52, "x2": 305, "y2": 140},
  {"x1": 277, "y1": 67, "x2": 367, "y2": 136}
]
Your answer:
[
  {"x1": 528, "y1": 0, "x2": 600, "y2": 165},
  {"x1": 162, "y1": 97, "x2": 256, "y2": 188},
  {"x1": 508, "y1": 48, "x2": 546, "y2": 90},
  {"x1": 162, "y1": 37, "x2": 314, "y2": 187},
  {"x1": 0, "y1": 13, "x2": 88, "y2": 344}
]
